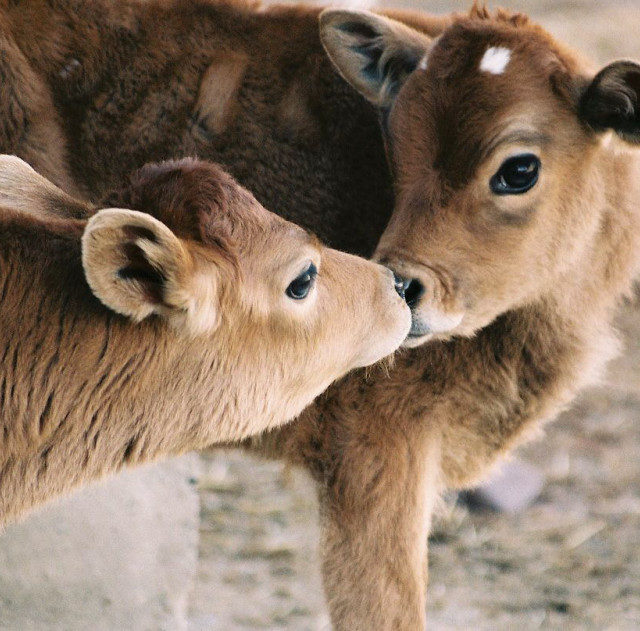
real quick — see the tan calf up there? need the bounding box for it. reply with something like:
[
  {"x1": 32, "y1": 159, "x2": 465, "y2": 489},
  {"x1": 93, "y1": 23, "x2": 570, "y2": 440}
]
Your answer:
[
  {"x1": 0, "y1": 155, "x2": 410, "y2": 524},
  {"x1": 0, "y1": 1, "x2": 639, "y2": 627}
]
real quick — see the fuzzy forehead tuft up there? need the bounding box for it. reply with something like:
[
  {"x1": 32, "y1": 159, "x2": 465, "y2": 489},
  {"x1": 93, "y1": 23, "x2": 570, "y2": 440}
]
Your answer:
[
  {"x1": 468, "y1": 4, "x2": 530, "y2": 28},
  {"x1": 480, "y1": 46, "x2": 512, "y2": 75}
]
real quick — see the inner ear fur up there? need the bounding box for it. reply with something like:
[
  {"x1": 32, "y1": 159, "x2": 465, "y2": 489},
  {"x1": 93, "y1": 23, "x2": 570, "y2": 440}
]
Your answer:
[
  {"x1": 319, "y1": 10, "x2": 431, "y2": 109},
  {"x1": 579, "y1": 60, "x2": 640, "y2": 144},
  {"x1": 82, "y1": 208, "x2": 218, "y2": 333}
]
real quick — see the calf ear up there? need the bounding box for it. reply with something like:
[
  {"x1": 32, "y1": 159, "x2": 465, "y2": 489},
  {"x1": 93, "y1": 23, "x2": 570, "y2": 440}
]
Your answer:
[
  {"x1": 82, "y1": 208, "x2": 219, "y2": 334},
  {"x1": 319, "y1": 10, "x2": 431, "y2": 109},
  {"x1": 579, "y1": 61, "x2": 640, "y2": 144},
  {"x1": 0, "y1": 155, "x2": 92, "y2": 219}
]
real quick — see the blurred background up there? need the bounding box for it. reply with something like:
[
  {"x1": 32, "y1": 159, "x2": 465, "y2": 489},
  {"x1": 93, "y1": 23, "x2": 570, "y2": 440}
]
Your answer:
[
  {"x1": 190, "y1": 1, "x2": 640, "y2": 630},
  {"x1": 1, "y1": 2, "x2": 638, "y2": 630}
]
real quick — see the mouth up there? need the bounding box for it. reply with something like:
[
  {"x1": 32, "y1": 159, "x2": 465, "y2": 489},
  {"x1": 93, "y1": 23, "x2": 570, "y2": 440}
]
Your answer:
[
  {"x1": 402, "y1": 332, "x2": 433, "y2": 348},
  {"x1": 400, "y1": 318, "x2": 432, "y2": 347},
  {"x1": 407, "y1": 314, "x2": 432, "y2": 338},
  {"x1": 402, "y1": 309, "x2": 466, "y2": 347}
]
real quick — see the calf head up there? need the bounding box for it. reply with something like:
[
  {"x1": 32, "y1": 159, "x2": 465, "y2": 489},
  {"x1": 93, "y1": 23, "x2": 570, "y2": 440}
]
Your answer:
[
  {"x1": 85, "y1": 158, "x2": 410, "y2": 421},
  {"x1": 321, "y1": 7, "x2": 640, "y2": 346}
]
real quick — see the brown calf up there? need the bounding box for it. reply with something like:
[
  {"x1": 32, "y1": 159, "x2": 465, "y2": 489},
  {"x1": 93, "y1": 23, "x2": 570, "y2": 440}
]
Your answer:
[
  {"x1": 0, "y1": 1, "x2": 639, "y2": 627},
  {"x1": 0, "y1": 155, "x2": 410, "y2": 524}
]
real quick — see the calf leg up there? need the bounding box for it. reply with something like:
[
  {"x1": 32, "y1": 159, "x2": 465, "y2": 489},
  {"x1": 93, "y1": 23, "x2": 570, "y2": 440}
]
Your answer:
[
  {"x1": 320, "y1": 435, "x2": 441, "y2": 630},
  {"x1": 281, "y1": 387, "x2": 443, "y2": 631}
]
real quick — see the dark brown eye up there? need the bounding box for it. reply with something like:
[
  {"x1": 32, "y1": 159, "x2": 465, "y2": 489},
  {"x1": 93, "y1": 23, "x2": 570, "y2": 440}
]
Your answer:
[
  {"x1": 286, "y1": 263, "x2": 317, "y2": 300},
  {"x1": 491, "y1": 154, "x2": 540, "y2": 195}
]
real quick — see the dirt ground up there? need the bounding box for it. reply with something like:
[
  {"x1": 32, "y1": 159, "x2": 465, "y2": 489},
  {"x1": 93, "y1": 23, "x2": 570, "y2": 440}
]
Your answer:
[{"x1": 188, "y1": 2, "x2": 640, "y2": 629}]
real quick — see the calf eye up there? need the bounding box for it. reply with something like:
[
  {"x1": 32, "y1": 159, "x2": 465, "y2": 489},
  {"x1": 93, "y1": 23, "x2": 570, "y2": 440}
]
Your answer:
[
  {"x1": 286, "y1": 263, "x2": 317, "y2": 300},
  {"x1": 490, "y1": 154, "x2": 540, "y2": 195}
]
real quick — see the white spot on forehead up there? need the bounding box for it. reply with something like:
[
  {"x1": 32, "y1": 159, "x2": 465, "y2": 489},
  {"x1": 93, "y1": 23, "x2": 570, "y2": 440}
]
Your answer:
[
  {"x1": 480, "y1": 47, "x2": 512, "y2": 75},
  {"x1": 417, "y1": 54, "x2": 429, "y2": 71}
]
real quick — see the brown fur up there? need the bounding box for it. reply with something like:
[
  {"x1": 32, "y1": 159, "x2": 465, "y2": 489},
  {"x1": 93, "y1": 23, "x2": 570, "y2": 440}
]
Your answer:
[
  {"x1": 193, "y1": 51, "x2": 248, "y2": 135},
  {"x1": 0, "y1": 155, "x2": 410, "y2": 524},
  {"x1": 0, "y1": 1, "x2": 639, "y2": 627}
]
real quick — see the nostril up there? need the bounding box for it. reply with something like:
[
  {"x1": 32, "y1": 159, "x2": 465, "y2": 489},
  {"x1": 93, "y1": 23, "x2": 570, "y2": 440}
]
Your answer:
[
  {"x1": 393, "y1": 273, "x2": 406, "y2": 300},
  {"x1": 404, "y1": 279, "x2": 425, "y2": 309}
]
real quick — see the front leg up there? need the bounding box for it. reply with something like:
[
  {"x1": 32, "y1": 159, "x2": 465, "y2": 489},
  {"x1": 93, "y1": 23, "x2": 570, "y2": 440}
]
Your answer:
[{"x1": 290, "y1": 380, "x2": 442, "y2": 631}]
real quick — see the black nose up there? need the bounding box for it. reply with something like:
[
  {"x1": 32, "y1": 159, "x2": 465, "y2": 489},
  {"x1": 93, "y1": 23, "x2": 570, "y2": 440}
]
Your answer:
[
  {"x1": 404, "y1": 278, "x2": 425, "y2": 309},
  {"x1": 393, "y1": 273, "x2": 407, "y2": 300},
  {"x1": 391, "y1": 271, "x2": 425, "y2": 308}
]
